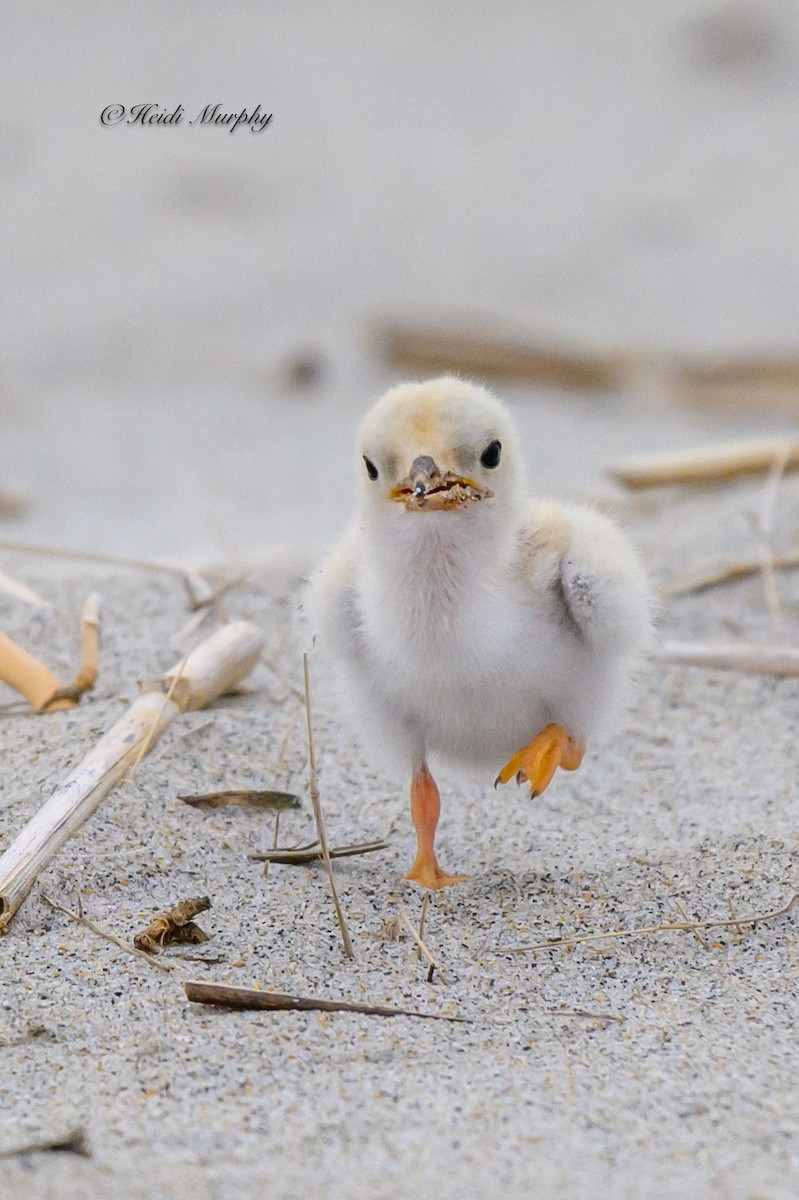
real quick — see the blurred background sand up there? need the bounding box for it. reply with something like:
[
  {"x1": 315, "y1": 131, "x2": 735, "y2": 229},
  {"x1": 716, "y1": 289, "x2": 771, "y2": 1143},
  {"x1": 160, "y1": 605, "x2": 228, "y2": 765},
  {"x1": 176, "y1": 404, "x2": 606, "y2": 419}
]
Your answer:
[{"x1": 2, "y1": 0, "x2": 798, "y2": 561}]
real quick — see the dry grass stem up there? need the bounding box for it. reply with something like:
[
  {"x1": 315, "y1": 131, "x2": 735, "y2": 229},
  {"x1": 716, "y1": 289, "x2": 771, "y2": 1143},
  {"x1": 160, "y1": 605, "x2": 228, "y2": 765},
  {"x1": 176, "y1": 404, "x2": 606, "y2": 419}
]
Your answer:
[
  {"x1": 673, "y1": 898, "x2": 709, "y2": 950},
  {"x1": 42, "y1": 893, "x2": 174, "y2": 973},
  {"x1": 152, "y1": 717, "x2": 215, "y2": 762},
  {"x1": 542, "y1": 1008, "x2": 624, "y2": 1023},
  {"x1": 303, "y1": 652, "x2": 354, "y2": 959},
  {"x1": 133, "y1": 896, "x2": 211, "y2": 953},
  {"x1": 399, "y1": 908, "x2": 448, "y2": 984},
  {"x1": 0, "y1": 538, "x2": 200, "y2": 589},
  {"x1": 662, "y1": 551, "x2": 799, "y2": 597},
  {"x1": 189, "y1": 572, "x2": 248, "y2": 612},
  {"x1": 418, "y1": 892, "x2": 431, "y2": 960},
  {"x1": 507, "y1": 891, "x2": 798, "y2": 954},
  {"x1": 179, "y1": 789, "x2": 301, "y2": 811},
  {"x1": 250, "y1": 838, "x2": 388, "y2": 865},
  {"x1": 649, "y1": 641, "x2": 799, "y2": 677},
  {"x1": 608, "y1": 435, "x2": 799, "y2": 490},
  {"x1": 183, "y1": 980, "x2": 467, "y2": 1021}
]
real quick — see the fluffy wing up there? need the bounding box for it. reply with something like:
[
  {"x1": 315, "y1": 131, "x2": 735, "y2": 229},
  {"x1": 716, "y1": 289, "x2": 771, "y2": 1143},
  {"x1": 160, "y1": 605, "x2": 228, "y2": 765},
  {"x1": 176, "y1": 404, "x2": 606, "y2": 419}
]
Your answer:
[{"x1": 513, "y1": 499, "x2": 652, "y2": 656}]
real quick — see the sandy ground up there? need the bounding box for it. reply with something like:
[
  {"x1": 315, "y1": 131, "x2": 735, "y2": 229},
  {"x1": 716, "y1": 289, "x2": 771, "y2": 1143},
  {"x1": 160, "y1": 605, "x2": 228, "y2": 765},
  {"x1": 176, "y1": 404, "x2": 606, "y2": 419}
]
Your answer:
[
  {"x1": 1, "y1": 3, "x2": 799, "y2": 1198},
  {"x1": 0, "y1": 473, "x2": 798, "y2": 1200}
]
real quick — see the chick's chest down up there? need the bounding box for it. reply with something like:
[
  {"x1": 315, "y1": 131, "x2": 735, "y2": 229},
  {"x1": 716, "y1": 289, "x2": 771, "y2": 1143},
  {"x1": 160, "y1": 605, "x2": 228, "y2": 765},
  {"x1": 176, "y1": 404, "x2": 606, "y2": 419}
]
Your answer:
[{"x1": 354, "y1": 503, "x2": 594, "y2": 766}]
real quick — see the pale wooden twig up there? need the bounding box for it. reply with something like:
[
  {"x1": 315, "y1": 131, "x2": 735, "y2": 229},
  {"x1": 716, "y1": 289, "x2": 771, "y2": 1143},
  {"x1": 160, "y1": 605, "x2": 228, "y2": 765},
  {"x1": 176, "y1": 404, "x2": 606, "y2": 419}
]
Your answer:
[
  {"x1": 0, "y1": 622, "x2": 263, "y2": 930},
  {"x1": 374, "y1": 317, "x2": 629, "y2": 391},
  {"x1": 183, "y1": 980, "x2": 467, "y2": 1021},
  {"x1": 399, "y1": 908, "x2": 448, "y2": 984},
  {"x1": 662, "y1": 551, "x2": 799, "y2": 597},
  {"x1": 608, "y1": 435, "x2": 799, "y2": 490},
  {"x1": 0, "y1": 570, "x2": 52, "y2": 610},
  {"x1": 41, "y1": 893, "x2": 174, "y2": 973},
  {"x1": 126, "y1": 639, "x2": 197, "y2": 777},
  {"x1": 302, "y1": 652, "x2": 354, "y2": 959},
  {"x1": 649, "y1": 640, "x2": 799, "y2": 677},
  {"x1": 507, "y1": 892, "x2": 798, "y2": 954},
  {"x1": 755, "y1": 441, "x2": 796, "y2": 624}
]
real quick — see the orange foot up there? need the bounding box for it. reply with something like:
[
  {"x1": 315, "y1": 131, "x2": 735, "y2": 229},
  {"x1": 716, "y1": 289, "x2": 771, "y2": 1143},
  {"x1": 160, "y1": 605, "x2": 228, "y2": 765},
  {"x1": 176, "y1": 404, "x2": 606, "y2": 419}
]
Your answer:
[
  {"x1": 405, "y1": 855, "x2": 469, "y2": 891},
  {"x1": 494, "y1": 723, "x2": 584, "y2": 798}
]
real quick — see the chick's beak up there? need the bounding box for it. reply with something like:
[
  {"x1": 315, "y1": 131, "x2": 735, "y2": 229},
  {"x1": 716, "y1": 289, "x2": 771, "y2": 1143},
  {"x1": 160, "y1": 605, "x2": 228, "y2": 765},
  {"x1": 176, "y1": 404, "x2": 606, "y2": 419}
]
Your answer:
[
  {"x1": 408, "y1": 455, "x2": 441, "y2": 497},
  {"x1": 389, "y1": 455, "x2": 493, "y2": 511}
]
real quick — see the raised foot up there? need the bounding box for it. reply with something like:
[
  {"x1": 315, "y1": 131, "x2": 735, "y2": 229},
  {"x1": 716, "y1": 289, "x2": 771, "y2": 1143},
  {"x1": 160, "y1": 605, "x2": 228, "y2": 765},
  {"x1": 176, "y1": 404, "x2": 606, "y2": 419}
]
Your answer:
[
  {"x1": 494, "y1": 723, "x2": 584, "y2": 798},
  {"x1": 405, "y1": 857, "x2": 470, "y2": 891}
]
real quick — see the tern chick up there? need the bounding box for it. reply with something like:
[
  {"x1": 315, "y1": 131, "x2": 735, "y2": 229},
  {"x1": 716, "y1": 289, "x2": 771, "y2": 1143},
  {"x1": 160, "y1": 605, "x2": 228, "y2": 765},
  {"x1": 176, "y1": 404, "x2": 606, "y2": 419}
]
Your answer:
[{"x1": 310, "y1": 377, "x2": 651, "y2": 889}]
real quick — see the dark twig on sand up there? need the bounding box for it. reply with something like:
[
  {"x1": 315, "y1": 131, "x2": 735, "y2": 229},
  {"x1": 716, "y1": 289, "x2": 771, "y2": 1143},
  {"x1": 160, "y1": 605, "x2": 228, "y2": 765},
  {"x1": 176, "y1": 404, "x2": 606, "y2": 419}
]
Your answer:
[
  {"x1": 180, "y1": 789, "x2": 301, "y2": 811},
  {"x1": 183, "y1": 980, "x2": 467, "y2": 1021},
  {"x1": 0, "y1": 1128, "x2": 90, "y2": 1159},
  {"x1": 250, "y1": 838, "x2": 388, "y2": 865}
]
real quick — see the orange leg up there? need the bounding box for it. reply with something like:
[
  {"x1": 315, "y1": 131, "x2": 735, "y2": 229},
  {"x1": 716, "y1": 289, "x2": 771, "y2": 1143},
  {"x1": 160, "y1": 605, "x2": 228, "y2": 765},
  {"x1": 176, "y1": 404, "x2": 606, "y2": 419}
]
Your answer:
[
  {"x1": 494, "y1": 723, "x2": 584, "y2": 798},
  {"x1": 404, "y1": 761, "x2": 469, "y2": 891}
]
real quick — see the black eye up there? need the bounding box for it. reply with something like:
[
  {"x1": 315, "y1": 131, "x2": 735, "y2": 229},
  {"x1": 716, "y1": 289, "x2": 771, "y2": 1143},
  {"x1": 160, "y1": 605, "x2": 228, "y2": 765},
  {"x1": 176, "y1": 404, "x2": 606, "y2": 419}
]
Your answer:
[
  {"x1": 480, "y1": 440, "x2": 501, "y2": 469},
  {"x1": 363, "y1": 456, "x2": 379, "y2": 481}
]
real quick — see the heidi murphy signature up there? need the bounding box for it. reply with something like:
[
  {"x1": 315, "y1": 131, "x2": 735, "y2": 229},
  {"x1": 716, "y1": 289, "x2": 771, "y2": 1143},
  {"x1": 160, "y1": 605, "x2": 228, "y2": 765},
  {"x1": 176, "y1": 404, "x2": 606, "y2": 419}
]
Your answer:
[{"x1": 100, "y1": 103, "x2": 273, "y2": 133}]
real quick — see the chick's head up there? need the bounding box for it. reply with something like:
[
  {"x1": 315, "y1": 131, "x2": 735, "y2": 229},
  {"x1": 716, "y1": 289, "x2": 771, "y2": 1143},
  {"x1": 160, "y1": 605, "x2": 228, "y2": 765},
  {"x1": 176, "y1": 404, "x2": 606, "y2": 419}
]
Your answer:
[{"x1": 357, "y1": 377, "x2": 522, "y2": 525}]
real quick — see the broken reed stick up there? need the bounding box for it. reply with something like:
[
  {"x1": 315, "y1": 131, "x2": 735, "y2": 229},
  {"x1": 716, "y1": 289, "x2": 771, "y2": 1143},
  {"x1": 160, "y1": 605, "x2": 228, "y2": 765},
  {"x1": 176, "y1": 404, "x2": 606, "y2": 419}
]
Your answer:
[
  {"x1": 0, "y1": 592, "x2": 100, "y2": 712},
  {"x1": 249, "y1": 838, "x2": 388, "y2": 865},
  {"x1": 133, "y1": 896, "x2": 211, "y2": 953},
  {"x1": 0, "y1": 621, "x2": 263, "y2": 930},
  {"x1": 662, "y1": 551, "x2": 799, "y2": 597},
  {"x1": 508, "y1": 891, "x2": 798, "y2": 954},
  {"x1": 302, "y1": 652, "x2": 354, "y2": 959},
  {"x1": 180, "y1": 789, "x2": 301, "y2": 811},
  {"x1": 649, "y1": 640, "x2": 799, "y2": 677},
  {"x1": 183, "y1": 980, "x2": 467, "y2": 1021},
  {"x1": 607, "y1": 435, "x2": 799, "y2": 490},
  {"x1": 0, "y1": 633, "x2": 72, "y2": 712},
  {"x1": 375, "y1": 318, "x2": 629, "y2": 391}
]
